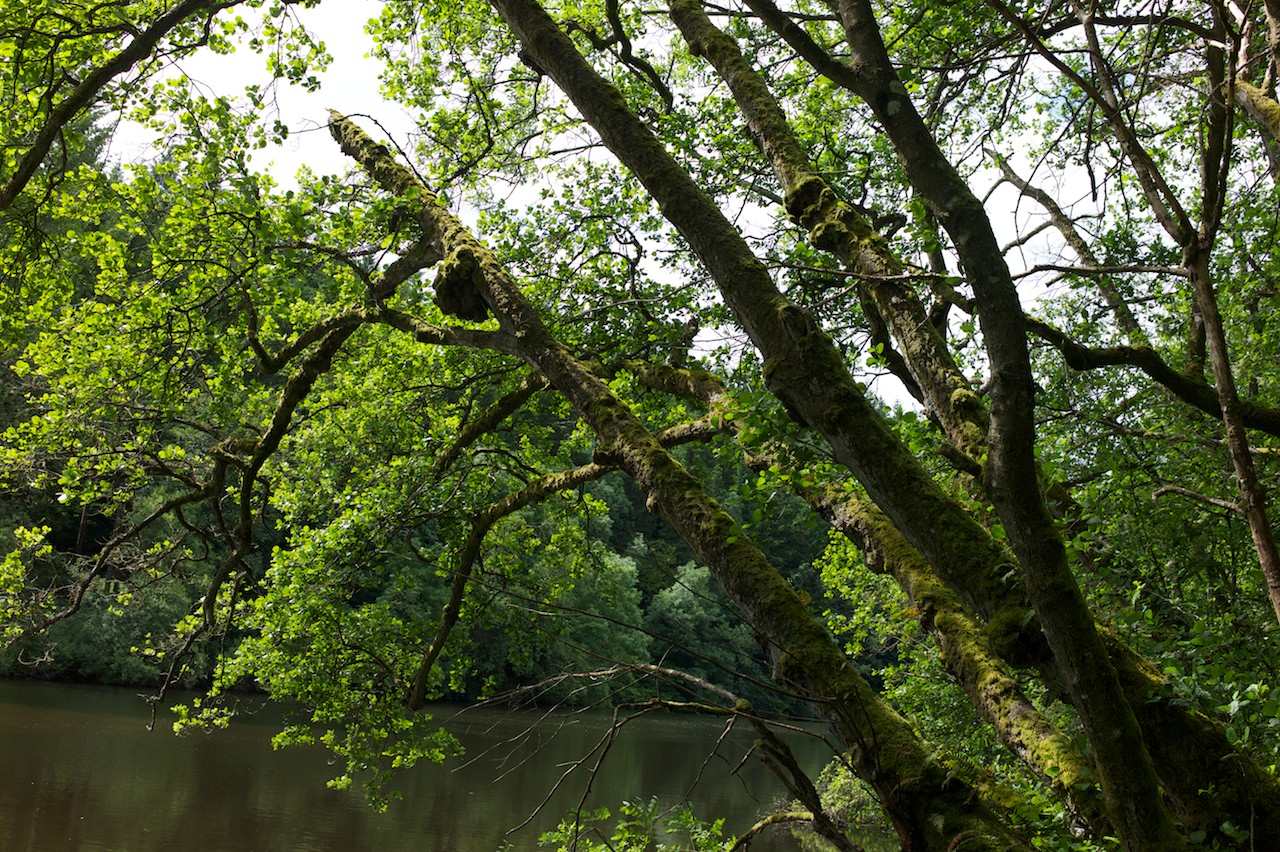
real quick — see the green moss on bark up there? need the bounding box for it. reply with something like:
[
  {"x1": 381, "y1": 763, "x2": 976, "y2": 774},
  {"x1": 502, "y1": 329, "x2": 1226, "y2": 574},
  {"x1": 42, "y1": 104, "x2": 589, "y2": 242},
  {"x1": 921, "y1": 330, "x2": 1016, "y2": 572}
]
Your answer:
[{"x1": 433, "y1": 244, "x2": 489, "y2": 321}]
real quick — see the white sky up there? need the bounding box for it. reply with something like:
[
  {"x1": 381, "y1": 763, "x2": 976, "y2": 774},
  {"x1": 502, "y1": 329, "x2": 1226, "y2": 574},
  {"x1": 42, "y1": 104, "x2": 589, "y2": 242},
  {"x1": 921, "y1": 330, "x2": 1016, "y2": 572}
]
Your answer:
[
  {"x1": 112, "y1": 0, "x2": 1085, "y2": 283},
  {"x1": 103, "y1": 0, "x2": 1092, "y2": 411},
  {"x1": 112, "y1": 0, "x2": 415, "y2": 186}
]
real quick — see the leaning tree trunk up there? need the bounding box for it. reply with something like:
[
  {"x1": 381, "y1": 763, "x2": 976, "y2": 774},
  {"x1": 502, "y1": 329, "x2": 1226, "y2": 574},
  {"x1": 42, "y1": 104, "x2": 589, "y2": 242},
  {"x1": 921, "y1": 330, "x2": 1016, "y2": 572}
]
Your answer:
[
  {"x1": 329, "y1": 110, "x2": 1029, "y2": 850},
  {"x1": 489, "y1": 0, "x2": 1179, "y2": 844}
]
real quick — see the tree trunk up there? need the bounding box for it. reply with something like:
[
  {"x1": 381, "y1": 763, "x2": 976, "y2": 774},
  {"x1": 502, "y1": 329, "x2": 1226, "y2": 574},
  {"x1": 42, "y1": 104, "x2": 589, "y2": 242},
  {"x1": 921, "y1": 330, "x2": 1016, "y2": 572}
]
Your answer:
[{"x1": 331, "y1": 109, "x2": 1029, "y2": 850}]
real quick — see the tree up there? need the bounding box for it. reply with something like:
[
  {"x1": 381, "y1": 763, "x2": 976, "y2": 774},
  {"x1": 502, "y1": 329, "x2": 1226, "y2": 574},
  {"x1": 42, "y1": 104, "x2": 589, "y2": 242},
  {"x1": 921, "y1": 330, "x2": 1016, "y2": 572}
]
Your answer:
[{"x1": 3, "y1": 0, "x2": 1280, "y2": 848}]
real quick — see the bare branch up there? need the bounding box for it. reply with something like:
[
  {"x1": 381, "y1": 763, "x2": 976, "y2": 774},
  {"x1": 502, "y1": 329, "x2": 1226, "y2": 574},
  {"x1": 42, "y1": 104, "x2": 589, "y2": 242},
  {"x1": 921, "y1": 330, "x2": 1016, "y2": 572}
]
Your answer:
[
  {"x1": 979, "y1": 0, "x2": 1194, "y2": 242},
  {"x1": 1153, "y1": 484, "x2": 1241, "y2": 512},
  {"x1": 987, "y1": 147, "x2": 1143, "y2": 337}
]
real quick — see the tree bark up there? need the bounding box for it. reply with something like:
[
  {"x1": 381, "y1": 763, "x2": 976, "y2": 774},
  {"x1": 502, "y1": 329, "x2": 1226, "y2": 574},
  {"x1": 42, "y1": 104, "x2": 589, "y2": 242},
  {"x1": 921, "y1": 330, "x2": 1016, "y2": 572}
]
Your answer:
[
  {"x1": 1231, "y1": 80, "x2": 1280, "y2": 184},
  {"x1": 330, "y1": 109, "x2": 1029, "y2": 850},
  {"x1": 490, "y1": 0, "x2": 1024, "y2": 637},
  {"x1": 1188, "y1": 247, "x2": 1280, "y2": 625},
  {"x1": 667, "y1": 0, "x2": 988, "y2": 467}
]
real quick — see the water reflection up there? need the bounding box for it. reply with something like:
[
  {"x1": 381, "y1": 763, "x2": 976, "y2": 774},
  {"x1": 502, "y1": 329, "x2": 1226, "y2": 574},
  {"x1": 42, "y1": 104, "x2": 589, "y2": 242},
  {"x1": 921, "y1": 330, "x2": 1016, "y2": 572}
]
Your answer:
[{"x1": 0, "y1": 680, "x2": 830, "y2": 851}]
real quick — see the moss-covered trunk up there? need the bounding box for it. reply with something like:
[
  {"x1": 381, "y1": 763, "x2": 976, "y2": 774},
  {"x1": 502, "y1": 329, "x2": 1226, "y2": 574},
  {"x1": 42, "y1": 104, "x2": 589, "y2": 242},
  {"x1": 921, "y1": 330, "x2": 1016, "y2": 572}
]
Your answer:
[
  {"x1": 331, "y1": 109, "x2": 1028, "y2": 850},
  {"x1": 810, "y1": 0, "x2": 1181, "y2": 843},
  {"x1": 478, "y1": 0, "x2": 1280, "y2": 845},
  {"x1": 667, "y1": 0, "x2": 988, "y2": 466},
  {"x1": 631, "y1": 361, "x2": 1107, "y2": 832}
]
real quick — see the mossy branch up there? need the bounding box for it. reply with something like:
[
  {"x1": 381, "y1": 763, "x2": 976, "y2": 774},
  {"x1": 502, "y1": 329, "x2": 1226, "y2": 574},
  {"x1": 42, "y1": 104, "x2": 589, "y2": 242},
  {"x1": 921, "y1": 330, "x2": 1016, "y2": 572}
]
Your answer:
[
  {"x1": 727, "y1": 812, "x2": 821, "y2": 852},
  {"x1": 405, "y1": 414, "x2": 730, "y2": 710}
]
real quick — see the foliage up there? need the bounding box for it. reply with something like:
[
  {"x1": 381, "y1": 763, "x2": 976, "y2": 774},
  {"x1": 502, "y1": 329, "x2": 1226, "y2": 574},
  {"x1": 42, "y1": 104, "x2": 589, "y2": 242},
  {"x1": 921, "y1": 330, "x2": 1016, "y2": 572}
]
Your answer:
[
  {"x1": 644, "y1": 561, "x2": 784, "y2": 710},
  {"x1": 4, "y1": 0, "x2": 1280, "y2": 847},
  {"x1": 536, "y1": 799, "x2": 733, "y2": 852}
]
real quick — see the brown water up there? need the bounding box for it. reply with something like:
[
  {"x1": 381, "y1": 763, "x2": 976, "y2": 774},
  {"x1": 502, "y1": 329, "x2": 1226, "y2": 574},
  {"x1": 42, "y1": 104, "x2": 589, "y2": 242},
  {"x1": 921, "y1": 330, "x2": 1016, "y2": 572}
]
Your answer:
[{"x1": 0, "y1": 680, "x2": 833, "y2": 851}]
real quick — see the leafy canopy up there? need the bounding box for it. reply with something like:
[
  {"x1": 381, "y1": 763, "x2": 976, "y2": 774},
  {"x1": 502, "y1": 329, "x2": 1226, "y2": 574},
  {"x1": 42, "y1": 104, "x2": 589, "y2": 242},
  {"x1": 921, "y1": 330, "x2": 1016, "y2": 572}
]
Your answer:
[{"x1": 4, "y1": 0, "x2": 1280, "y2": 848}]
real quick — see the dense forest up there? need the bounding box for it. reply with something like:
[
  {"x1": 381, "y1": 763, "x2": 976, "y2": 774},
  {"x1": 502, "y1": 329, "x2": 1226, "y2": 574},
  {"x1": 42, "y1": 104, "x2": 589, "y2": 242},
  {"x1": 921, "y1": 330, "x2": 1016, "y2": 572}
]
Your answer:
[{"x1": 3, "y1": 0, "x2": 1280, "y2": 848}]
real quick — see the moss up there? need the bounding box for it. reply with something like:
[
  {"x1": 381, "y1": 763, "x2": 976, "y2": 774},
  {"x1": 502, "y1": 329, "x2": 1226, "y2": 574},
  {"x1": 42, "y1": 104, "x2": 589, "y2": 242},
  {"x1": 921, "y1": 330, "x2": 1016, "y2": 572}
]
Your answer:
[
  {"x1": 782, "y1": 177, "x2": 878, "y2": 257},
  {"x1": 1237, "y1": 80, "x2": 1280, "y2": 140},
  {"x1": 859, "y1": 500, "x2": 1100, "y2": 812},
  {"x1": 432, "y1": 244, "x2": 490, "y2": 321},
  {"x1": 807, "y1": 218, "x2": 851, "y2": 253},
  {"x1": 328, "y1": 110, "x2": 417, "y2": 198},
  {"x1": 958, "y1": 422, "x2": 987, "y2": 455},
  {"x1": 983, "y1": 605, "x2": 1037, "y2": 664},
  {"x1": 591, "y1": 442, "x2": 623, "y2": 467},
  {"x1": 782, "y1": 174, "x2": 829, "y2": 223},
  {"x1": 950, "y1": 386, "x2": 984, "y2": 415},
  {"x1": 816, "y1": 399, "x2": 860, "y2": 435}
]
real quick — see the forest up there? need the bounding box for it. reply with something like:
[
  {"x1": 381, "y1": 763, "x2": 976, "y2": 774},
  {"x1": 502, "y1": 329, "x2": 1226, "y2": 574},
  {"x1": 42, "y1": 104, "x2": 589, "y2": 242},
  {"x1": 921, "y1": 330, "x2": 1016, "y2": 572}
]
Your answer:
[{"x1": 3, "y1": 0, "x2": 1280, "y2": 848}]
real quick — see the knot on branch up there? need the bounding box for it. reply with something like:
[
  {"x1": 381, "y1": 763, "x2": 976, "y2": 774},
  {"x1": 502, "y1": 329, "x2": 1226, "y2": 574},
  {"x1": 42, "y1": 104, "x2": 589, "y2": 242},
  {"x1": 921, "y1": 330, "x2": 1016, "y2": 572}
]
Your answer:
[
  {"x1": 784, "y1": 175, "x2": 879, "y2": 255},
  {"x1": 433, "y1": 244, "x2": 490, "y2": 321},
  {"x1": 591, "y1": 442, "x2": 624, "y2": 467},
  {"x1": 984, "y1": 605, "x2": 1044, "y2": 666},
  {"x1": 783, "y1": 175, "x2": 829, "y2": 226}
]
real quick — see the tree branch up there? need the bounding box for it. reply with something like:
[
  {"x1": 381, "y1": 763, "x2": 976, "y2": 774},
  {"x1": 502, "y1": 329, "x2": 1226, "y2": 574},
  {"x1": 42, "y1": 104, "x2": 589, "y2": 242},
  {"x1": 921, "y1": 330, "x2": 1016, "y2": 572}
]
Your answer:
[
  {"x1": 1027, "y1": 316, "x2": 1280, "y2": 437},
  {"x1": 986, "y1": 147, "x2": 1142, "y2": 338},
  {"x1": 0, "y1": 0, "x2": 244, "y2": 211},
  {"x1": 1152, "y1": 484, "x2": 1241, "y2": 512}
]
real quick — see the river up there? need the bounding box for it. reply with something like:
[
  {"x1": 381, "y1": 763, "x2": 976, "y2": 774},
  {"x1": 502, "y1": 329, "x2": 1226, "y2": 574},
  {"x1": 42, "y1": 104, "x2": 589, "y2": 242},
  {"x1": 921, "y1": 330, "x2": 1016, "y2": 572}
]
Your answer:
[{"x1": 0, "y1": 679, "x2": 835, "y2": 851}]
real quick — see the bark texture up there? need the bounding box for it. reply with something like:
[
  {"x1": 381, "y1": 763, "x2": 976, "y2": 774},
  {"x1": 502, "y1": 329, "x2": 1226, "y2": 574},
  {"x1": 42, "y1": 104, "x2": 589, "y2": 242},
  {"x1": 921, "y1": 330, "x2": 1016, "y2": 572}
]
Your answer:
[
  {"x1": 667, "y1": 0, "x2": 987, "y2": 466},
  {"x1": 331, "y1": 109, "x2": 1028, "y2": 850}
]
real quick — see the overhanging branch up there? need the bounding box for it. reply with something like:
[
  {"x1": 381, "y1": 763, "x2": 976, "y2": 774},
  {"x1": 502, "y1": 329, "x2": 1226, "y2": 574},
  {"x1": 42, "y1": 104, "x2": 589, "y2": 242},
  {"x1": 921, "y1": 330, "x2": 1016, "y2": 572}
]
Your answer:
[{"x1": 1027, "y1": 316, "x2": 1280, "y2": 437}]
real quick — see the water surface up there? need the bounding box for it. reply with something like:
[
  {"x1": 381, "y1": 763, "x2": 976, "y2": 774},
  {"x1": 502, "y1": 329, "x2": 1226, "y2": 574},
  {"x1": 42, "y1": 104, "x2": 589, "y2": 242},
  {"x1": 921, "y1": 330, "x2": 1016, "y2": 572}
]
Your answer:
[{"x1": 0, "y1": 680, "x2": 831, "y2": 851}]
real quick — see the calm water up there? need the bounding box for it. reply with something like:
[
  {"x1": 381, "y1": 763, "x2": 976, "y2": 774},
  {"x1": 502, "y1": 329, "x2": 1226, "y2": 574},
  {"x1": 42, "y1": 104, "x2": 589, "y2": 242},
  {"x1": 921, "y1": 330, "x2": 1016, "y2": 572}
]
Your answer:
[{"x1": 0, "y1": 680, "x2": 833, "y2": 851}]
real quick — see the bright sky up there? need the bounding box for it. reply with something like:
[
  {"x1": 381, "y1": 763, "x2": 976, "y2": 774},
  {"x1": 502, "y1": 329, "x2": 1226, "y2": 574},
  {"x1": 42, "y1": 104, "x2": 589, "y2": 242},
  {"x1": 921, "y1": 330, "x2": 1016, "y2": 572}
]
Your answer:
[
  {"x1": 102, "y1": 0, "x2": 1092, "y2": 410},
  {"x1": 111, "y1": 0, "x2": 1085, "y2": 282},
  {"x1": 112, "y1": 0, "x2": 415, "y2": 186}
]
